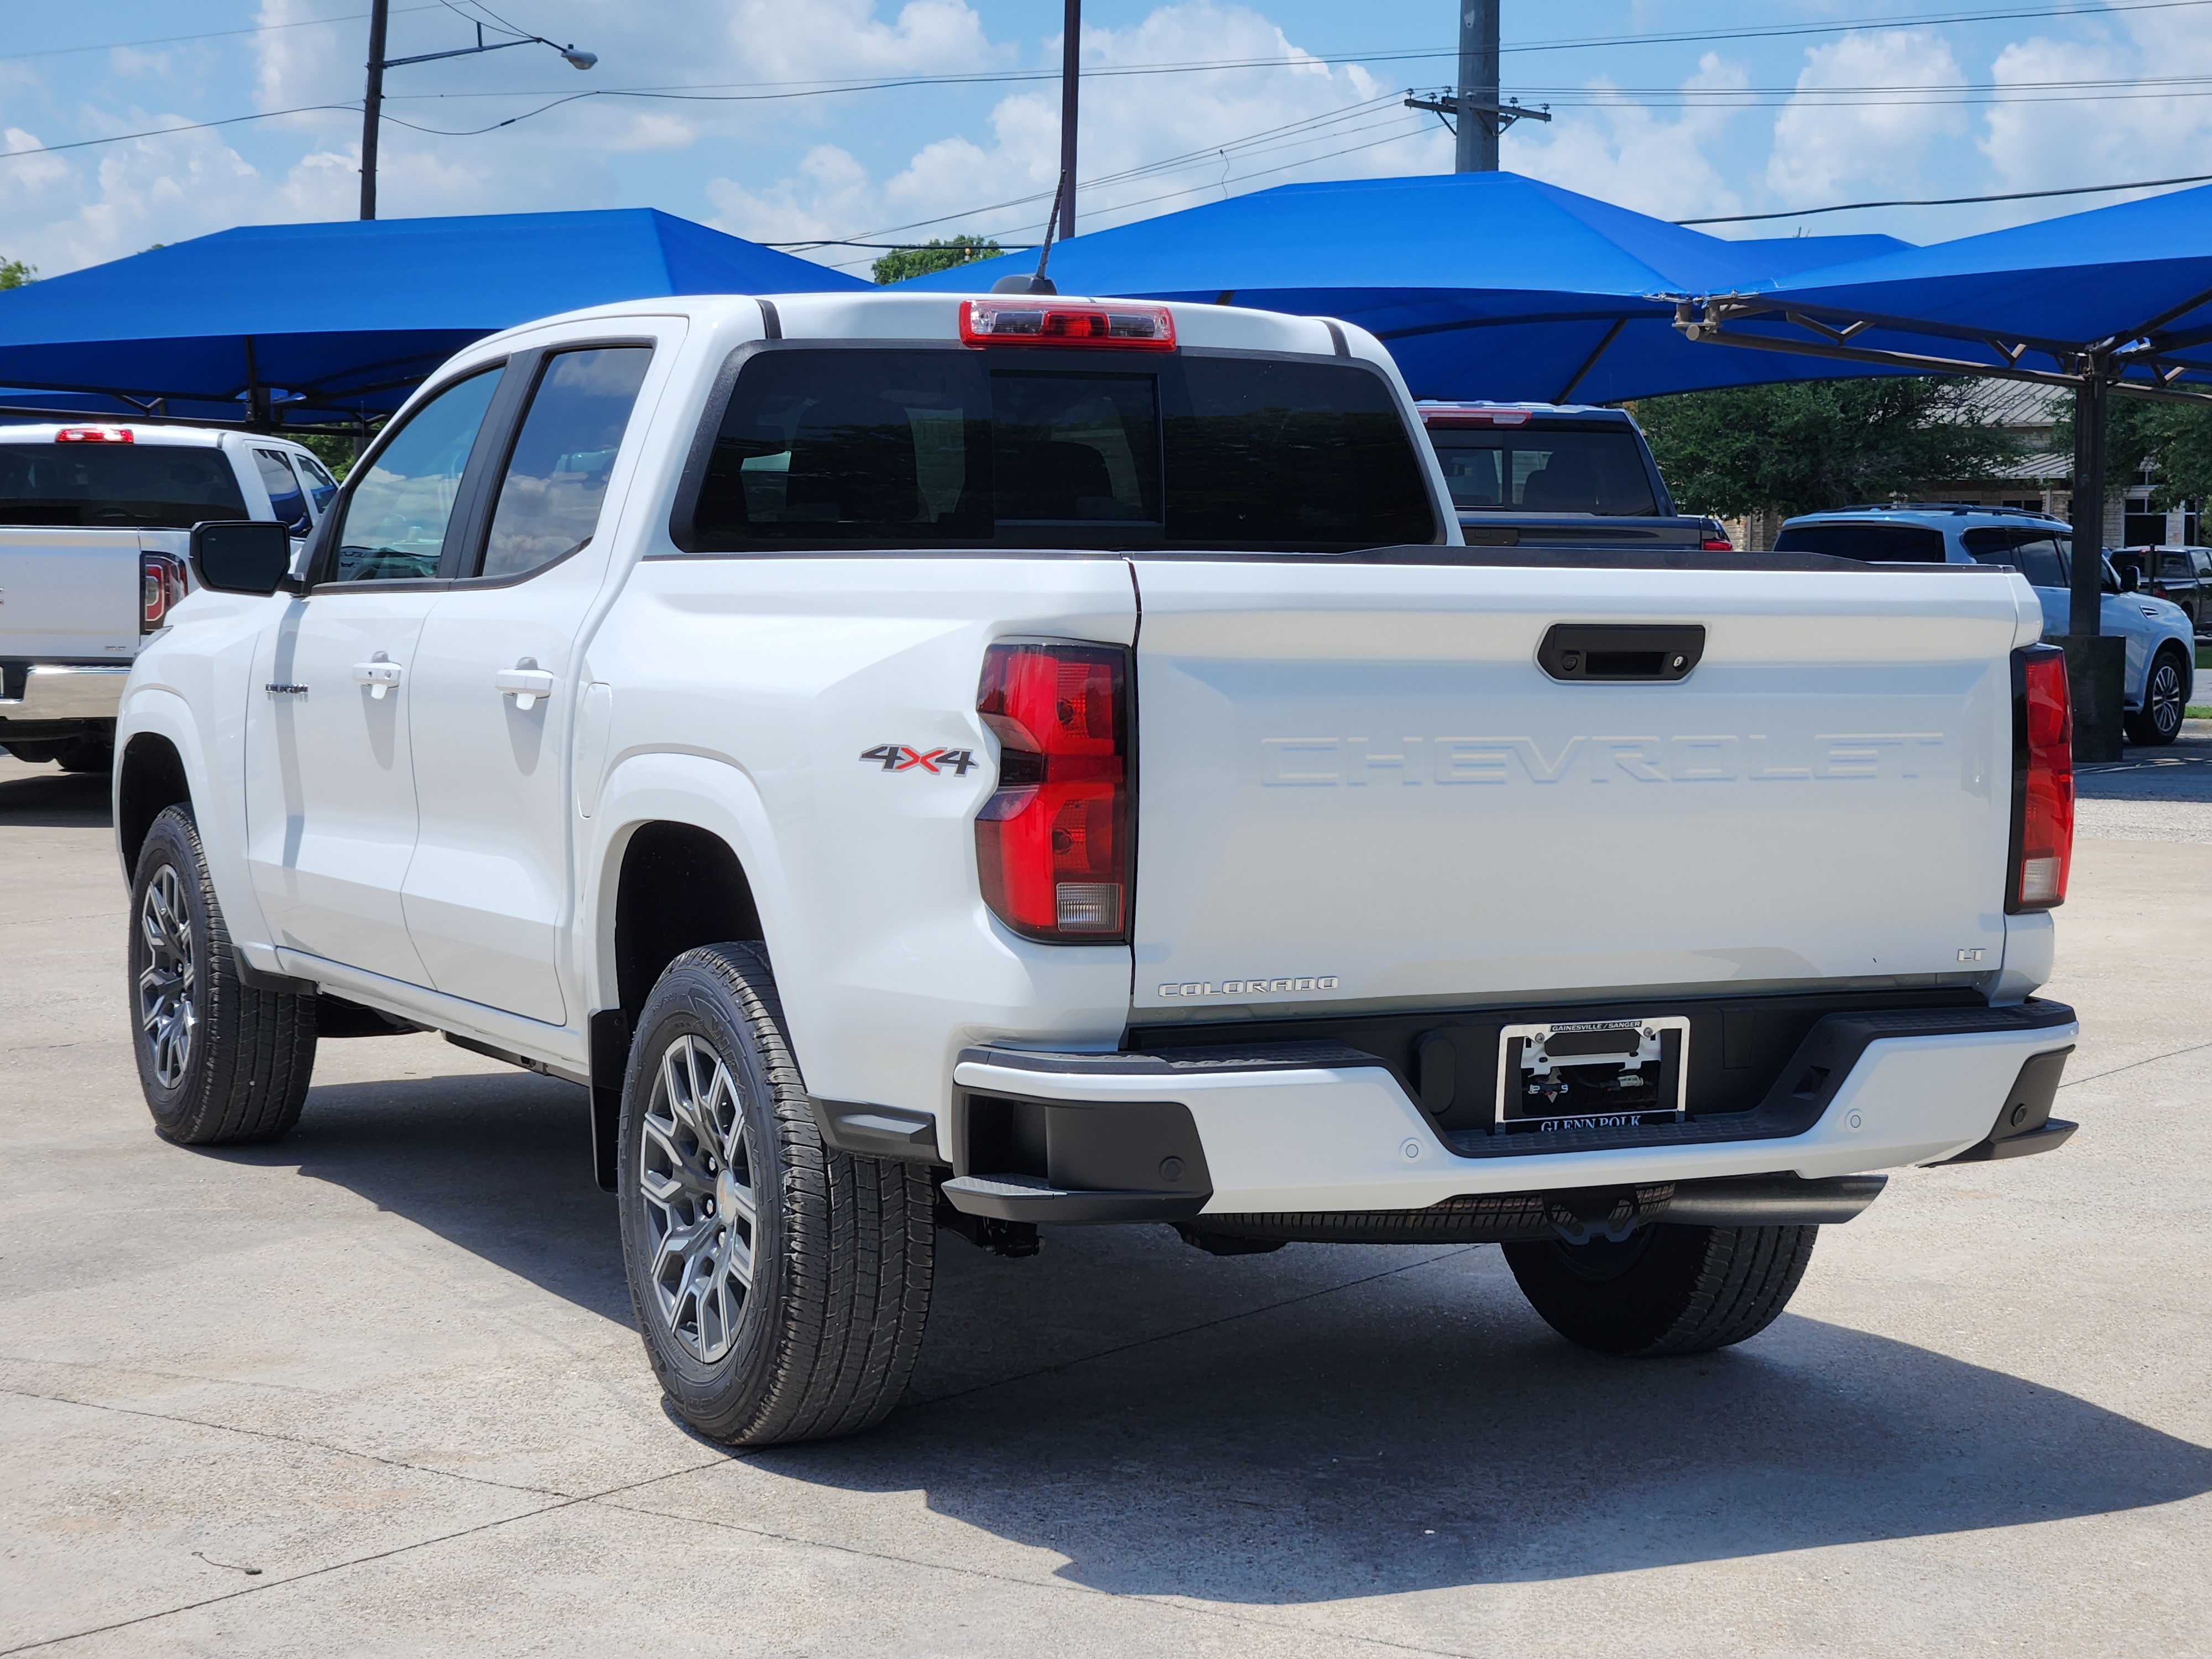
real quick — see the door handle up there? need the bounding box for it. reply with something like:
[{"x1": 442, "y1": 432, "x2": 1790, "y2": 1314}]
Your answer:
[
  {"x1": 353, "y1": 660, "x2": 403, "y2": 699},
  {"x1": 495, "y1": 667, "x2": 557, "y2": 711}
]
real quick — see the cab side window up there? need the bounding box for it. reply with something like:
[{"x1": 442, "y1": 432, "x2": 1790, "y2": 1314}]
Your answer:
[
  {"x1": 477, "y1": 347, "x2": 653, "y2": 581},
  {"x1": 253, "y1": 448, "x2": 311, "y2": 536},
  {"x1": 331, "y1": 367, "x2": 503, "y2": 582}
]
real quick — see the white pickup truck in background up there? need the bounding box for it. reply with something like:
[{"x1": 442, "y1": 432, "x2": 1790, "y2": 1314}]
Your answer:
[
  {"x1": 0, "y1": 422, "x2": 336, "y2": 770},
  {"x1": 112, "y1": 291, "x2": 2082, "y2": 1447}
]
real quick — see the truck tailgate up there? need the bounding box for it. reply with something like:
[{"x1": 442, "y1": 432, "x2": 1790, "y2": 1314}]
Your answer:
[
  {"x1": 1129, "y1": 559, "x2": 2034, "y2": 1016},
  {"x1": 0, "y1": 528, "x2": 143, "y2": 659}
]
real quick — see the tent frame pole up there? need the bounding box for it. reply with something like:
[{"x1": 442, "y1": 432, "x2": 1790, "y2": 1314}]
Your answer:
[{"x1": 1058, "y1": 0, "x2": 1078, "y2": 239}]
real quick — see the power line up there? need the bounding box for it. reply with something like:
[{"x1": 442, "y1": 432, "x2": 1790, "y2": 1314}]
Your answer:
[
  {"x1": 0, "y1": 105, "x2": 361, "y2": 161},
  {"x1": 0, "y1": 6, "x2": 439, "y2": 65},
  {"x1": 1677, "y1": 168, "x2": 2212, "y2": 223}
]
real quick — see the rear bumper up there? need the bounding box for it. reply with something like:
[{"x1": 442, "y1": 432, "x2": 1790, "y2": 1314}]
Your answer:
[
  {"x1": 0, "y1": 663, "x2": 130, "y2": 721},
  {"x1": 944, "y1": 1000, "x2": 2078, "y2": 1224}
]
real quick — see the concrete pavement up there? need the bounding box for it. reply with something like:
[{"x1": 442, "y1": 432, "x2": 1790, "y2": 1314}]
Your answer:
[{"x1": 1, "y1": 752, "x2": 2207, "y2": 1656}]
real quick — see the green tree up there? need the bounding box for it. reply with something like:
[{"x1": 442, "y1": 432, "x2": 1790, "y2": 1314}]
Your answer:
[
  {"x1": 0, "y1": 256, "x2": 35, "y2": 290},
  {"x1": 2053, "y1": 396, "x2": 2212, "y2": 515},
  {"x1": 293, "y1": 432, "x2": 359, "y2": 481},
  {"x1": 871, "y1": 236, "x2": 1002, "y2": 285},
  {"x1": 1637, "y1": 377, "x2": 2023, "y2": 519}
]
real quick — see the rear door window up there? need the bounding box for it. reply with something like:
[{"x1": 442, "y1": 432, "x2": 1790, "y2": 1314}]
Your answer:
[
  {"x1": 1774, "y1": 521, "x2": 1949, "y2": 561},
  {"x1": 0, "y1": 442, "x2": 248, "y2": 529},
  {"x1": 1425, "y1": 426, "x2": 1658, "y2": 516},
  {"x1": 476, "y1": 346, "x2": 653, "y2": 580},
  {"x1": 683, "y1": 346, "x2": 1437, "y2": 552},
  {"x1": 1963, "y1": 528, "x2": 2068, "y2": 587},
  {"x1": 253, "y1": 448, "x2": 311, "y2": 536}
]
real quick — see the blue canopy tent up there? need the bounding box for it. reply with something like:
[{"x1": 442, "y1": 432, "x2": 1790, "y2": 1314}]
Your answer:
[
  {"x1": 0, "y1": 208, "x2": 862, "y2": 432},
  {"x1": 1672, "y1": 181, "x2": 2212, "y2": 759},
  {"x1": 900, "y1": 172, "x2": 1912, "y2": 403}
]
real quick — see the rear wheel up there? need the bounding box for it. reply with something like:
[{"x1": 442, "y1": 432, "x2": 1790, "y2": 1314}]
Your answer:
[
  {"x1": 1503, "y1": 1222, "x2": 1816, "y2": 1357},
  {"x1": 129, "y1": 805, "x2": 318, "y2": 1145},
  {"x1": 2127, "y1": 645, "x2": 2189, "y2": 746},
  {"x1": 617, "y1": 943, "x2": 935, "y2": 1446}
]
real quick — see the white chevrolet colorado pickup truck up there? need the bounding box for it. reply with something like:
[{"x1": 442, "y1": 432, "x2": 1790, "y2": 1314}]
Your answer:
[
  {"x1": 115, "y1": 291, "x2": 2082, "y2": 1447},
  {"x1": 1, "y1": 421, "x2": 336, "y2": 771}
]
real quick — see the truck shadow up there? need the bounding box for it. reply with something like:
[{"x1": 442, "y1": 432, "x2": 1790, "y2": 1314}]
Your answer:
[
  {"x1": 0, "y1": 764, "x2": 112, "y2": 828},
  {"x1": 248, "y1": 1067, "x2": 2212, "y2": 1597}
]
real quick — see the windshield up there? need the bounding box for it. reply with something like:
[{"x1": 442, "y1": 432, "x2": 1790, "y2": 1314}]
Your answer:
[
  {"x1": 682, "y1": 347, "x2": 1439, "y2": 552},
  {"x1": 1425, "y1": 426, "x2": 1658, "y2": 516},
  {"x1": 0, "y1": 442, "x2": 248, "y2": 529}
]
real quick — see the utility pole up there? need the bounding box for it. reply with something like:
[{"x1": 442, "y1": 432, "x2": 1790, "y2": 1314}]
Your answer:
[
  {"x1": 360, "y1": 0, "x2": 389, "y2": 220},
  {"x1": 1059, "y1": 0, "x2": 1079, "y2": 239},
  {"x1": 1405, "y1": 1, "x2": 1547, "y2": 170},
  {"x1": 357, "y1": 3, "x2": 597, "y2": 221}
]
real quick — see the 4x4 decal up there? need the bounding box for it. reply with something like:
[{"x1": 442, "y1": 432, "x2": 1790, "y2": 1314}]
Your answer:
[{"x1": 860, "y1": 744, "x2": 978, "y2": 776}]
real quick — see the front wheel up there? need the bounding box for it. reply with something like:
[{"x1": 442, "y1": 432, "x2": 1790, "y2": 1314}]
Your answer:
[
  {"x1": 617, "y1": 943, "x2": 935, "y2": 1446},
  {"x1": 1503, "y1": 1222, "x2": 1817, "y2": 1357},
  {"x1": 2126, "y1": 645, "x2": 2189, "y2": 746},
  {"x1": 129, "y1": 805, "x2": 318, "y2": 1145}
]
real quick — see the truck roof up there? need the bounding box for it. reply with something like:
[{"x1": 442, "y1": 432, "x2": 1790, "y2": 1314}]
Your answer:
[
  {"x1": 0, "y1": 420, "x2": 317, "y2": 452},
  {"x1": 464, "y1": 290, "x2": 1367, "y2": 365}
]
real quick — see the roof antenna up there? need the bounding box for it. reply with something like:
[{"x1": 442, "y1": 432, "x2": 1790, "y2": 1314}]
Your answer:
[{"x1": 992, "y1": 169, "x2": 1067, "y2": 295}]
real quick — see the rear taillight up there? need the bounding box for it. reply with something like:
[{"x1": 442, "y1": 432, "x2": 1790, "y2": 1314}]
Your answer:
[
  {"x1": 2008, "y1": 644, "x2": 2074, "y2": 912},
  {"x1": 142, "y1": 553, "x2": 186, "y2": 632},
  {"x1": 1700, "y1": 537, "x2": 1734, "y2": 551},
  {"x1": 975, "y1": 641, "x2": 1131, "y2": 941},
  {"x1": 959, "y1": 299, "x2": 1176, "y2": 350}
]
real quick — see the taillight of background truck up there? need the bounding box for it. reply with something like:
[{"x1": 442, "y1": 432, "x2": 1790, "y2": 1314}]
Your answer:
[
  {"x1": 975, "y1": 641, "x2": 1131, "y2": 942},
  {"x1": 2009, "y1": 644, "x2": 2074, "y2": 911},
  {"x1": 142, "y1": 554, "x2": 186, "y2": 633}
]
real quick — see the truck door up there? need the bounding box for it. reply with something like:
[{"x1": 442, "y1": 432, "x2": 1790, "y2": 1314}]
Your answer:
[
  {"x1": 243, "y1": 366, "x2": 506, "y2": 984},
  {"x1": 401, "y1": 337, "x2": 665, "y2": 1025}
]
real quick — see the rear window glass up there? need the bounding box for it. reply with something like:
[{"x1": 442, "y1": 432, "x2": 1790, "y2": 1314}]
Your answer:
[
  {"x1": 682, "y1": 347, "x2": 1438, "y2": 552},
  {"x1": 1426, "y1": 426, "x2": 1658, "y2": 516},
  {"x1": 1772, "y1": 522, "x2": 1948, "y2": 561},
  {"x1": 254, "y1": 448, "x2": 311, "y2": 536},
  {"x1": 0, "y1": 442, "x2": 249, "y2": 529}
]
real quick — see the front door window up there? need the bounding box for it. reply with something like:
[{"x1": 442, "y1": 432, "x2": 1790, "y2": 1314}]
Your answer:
[{"x1": 331, "y1": 368, "x2": 502, "y2": 582}]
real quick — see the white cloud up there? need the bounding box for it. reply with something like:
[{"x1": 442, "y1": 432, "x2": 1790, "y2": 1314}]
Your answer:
[
  {"x1": 1979, "y1": 11, "x2": 2212, "y2": 211},
  {"x1": 1514, "y1": 53, "x2": 1749, "y2": 223},
  {"x1": 707, "y1": 2, "x2": 1448, "y2": 274},
  {"x1": 1766, "y1": 30, "x2": 1968, "y2": 207}
]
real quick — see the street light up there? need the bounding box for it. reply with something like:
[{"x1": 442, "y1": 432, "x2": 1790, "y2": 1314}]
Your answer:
[{"x1": 359, "y1": 0, "x2": 597, "y2": 219}]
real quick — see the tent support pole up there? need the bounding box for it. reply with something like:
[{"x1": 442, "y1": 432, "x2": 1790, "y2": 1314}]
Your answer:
[
  {"x1": 1554, "y1": 318, "x2": 1626, "y2": 403},
  {"x1": 361, "y1": 0, "x2": 389, "y2": 221},
  {"x1": 2062, "y1": 359, "x2": 2125, "y2": 760}
]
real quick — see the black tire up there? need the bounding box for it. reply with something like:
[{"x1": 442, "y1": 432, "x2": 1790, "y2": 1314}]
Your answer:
[
  {"x1": 56, "y1": 737, "x2": 114, "y2": 774},
  {"x1": 2126, "y1": 645, "x2": 2190, "y2": 746},
  {"x1": 129, "y1": 804, "x2": 318, "y2": 1145},
  {"x1": 617, "y1": 943, "x2": 935, "y2": 1446},
  {"x1": 1503, "y1": 1222, "x2": 1817, "y2": 1357}
]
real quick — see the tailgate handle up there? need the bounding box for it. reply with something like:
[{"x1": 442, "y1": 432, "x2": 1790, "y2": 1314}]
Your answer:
[{"x1": 1538, "y1": 623, "x2": 1704, "y2": 682}]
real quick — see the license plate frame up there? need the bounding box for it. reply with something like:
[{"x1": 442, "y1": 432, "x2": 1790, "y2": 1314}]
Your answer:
[{"x1": 1494, "y1": 1016, "x2": 1691, "y2": 1134}]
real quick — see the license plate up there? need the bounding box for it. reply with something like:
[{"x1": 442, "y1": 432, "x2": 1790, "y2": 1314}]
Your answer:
[{"x1": 1494, "y1": 1016, "x2": 1689, "y2": 1134}]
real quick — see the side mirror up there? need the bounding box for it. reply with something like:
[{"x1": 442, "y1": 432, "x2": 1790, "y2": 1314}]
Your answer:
[
  {"x1": 2120, "y1": 563, "x2": 2142, "y2": 593},
  {"x1": 190, "y1": 520, "x2": 296, "y2": 596}
]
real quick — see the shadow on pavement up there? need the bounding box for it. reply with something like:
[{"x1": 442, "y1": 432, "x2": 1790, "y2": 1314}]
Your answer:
[
  {"x1": 207, "y1": 1063, "x2": 2212, "y2": 1597},
  {"x1": 757, "y1": 1229, "x2": 2212, "y2": 1599},
  {"x1": 213, "y1": 1067, "x2": 630, "y2": 1327},
  {"x1": 0, "y1": 765, "x2": 111, "y2": 828}
]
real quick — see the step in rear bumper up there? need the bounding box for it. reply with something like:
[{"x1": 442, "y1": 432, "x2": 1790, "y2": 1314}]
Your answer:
[{"x1": 951, "y1": 1001, "x2": 2078, "y2": 1218}]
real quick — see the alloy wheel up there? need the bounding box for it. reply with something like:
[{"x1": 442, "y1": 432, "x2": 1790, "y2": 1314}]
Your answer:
[
  {"x1": 137, "y1": 864, "x2": 197, "y2": 1088},
  {"x1": 2150, "y1": 657, "x2": 2186, "y2": 739},
  {"x1": 639, "y1": 1034, "x2": 758, "y2": 1363}
]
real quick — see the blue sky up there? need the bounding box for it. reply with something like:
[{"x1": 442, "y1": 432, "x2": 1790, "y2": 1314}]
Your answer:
[{"x1": 3, "y1": 0, "x2": 2210, "y2": 278}]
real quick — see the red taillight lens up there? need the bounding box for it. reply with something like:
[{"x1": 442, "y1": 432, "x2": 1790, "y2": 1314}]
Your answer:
[
  {"x1": 975, "y1": 641, "x2": 1131, "y2": 941},
  {"x1": 959, "y1": 299, "x2": 1176, "y2": 350},
  {"x1": 1700, "y1": 538, "x2": 1734, "y2": 551},
  {"x1": 55, "y1": 425, "x2": 133, "y2": 444},
  {"x1": 2011, "y1": 644, "x2": 2074, "y2": 911},
  {"x1": 142, "y1": 553, "x2": 186, "y2": 632}
]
